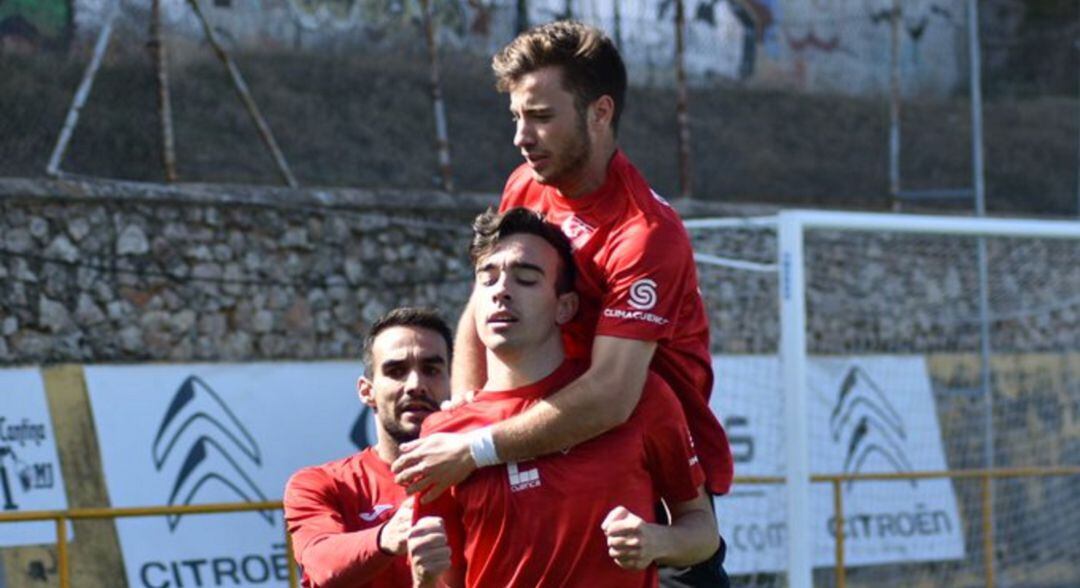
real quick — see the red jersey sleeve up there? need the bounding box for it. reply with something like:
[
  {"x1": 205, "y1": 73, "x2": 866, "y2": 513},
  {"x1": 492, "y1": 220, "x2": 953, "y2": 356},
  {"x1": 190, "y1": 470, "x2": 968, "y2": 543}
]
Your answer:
[
  {"x1": 595, "y1": 221, "x2": 697, "y2": 343},
  {"x1": 636, "y1": 375, "x2": 706, "y2": 503},
  {"x1": 283, "y1": 467, "x2": 394, "y2": 587}
]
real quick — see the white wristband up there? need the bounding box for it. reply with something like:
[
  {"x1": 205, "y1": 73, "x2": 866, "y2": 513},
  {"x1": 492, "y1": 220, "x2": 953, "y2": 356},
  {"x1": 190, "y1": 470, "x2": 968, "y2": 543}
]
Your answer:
[{"x1": 467, "y1": 426, "x2": 501, "y2": 468}]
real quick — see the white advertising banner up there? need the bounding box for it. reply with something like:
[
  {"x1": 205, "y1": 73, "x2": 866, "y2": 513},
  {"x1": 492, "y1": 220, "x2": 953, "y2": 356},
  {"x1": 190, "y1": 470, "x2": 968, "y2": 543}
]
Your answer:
[
  {"x1": 85, "y1": 362, "x2": 375, "y2": 588},
  {"x1": 712, "y1": 355, "x2": 965, "y2": 574},
  {"x1": 0, "y1": 368, "x2": 69, "y2": 547}
]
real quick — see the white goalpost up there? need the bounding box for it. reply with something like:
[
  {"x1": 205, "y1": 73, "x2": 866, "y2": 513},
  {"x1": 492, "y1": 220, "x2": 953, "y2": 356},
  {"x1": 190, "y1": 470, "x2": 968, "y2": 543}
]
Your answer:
[{"x1": 688, "y1": 210, "x2": 1080, "y2": 588}]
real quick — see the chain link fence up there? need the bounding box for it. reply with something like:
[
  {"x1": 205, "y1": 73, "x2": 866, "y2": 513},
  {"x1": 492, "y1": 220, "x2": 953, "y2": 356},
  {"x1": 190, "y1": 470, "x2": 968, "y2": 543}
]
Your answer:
[{"x1": 0, "y1": 0, "x2": 1076, "y2": 214}]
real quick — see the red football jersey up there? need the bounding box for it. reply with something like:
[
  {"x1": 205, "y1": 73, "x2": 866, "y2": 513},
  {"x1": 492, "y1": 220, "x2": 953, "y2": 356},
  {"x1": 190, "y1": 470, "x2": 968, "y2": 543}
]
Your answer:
[
  {"x1": 417, "y1": 360, "x2": 705, "y2": 588},
  {"x1": 284, "y1": 447, "x2": 411, "y2": 588},
  {"x1": 500, "y1": 151, "x2": 733, "y2": 494}
]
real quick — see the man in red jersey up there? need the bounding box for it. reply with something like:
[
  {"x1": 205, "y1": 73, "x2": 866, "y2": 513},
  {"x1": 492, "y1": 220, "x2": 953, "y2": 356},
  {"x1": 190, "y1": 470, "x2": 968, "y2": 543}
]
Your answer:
[
  {"x1": 392, "y1": 20, "x2": 731, "y2": 587},
  {"x1": 284, "y1": 308, "x2": 453, "y2": 588},
  {"x1": 407, "y1": 208, "x2": 717, "y2": 588}
]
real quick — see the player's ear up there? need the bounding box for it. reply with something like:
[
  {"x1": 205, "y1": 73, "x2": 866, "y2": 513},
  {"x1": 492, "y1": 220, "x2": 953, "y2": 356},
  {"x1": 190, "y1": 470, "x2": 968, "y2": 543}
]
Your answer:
[
  {"x1": 357, "y1": 376, "x2": 377, "y2": 410},
  {"x1": 555, "y1": 291, "x2": 578, "y2": 325},
  {"x1": 588, "y1": 95, "x2": 615, "y2": 130}
]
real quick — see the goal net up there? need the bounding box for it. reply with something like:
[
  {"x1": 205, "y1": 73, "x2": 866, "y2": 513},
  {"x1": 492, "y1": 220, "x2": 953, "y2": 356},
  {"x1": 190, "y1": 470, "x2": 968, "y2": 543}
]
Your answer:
[{"x1": 689, "y1": 211, "x2": 1080, "y2": 588}]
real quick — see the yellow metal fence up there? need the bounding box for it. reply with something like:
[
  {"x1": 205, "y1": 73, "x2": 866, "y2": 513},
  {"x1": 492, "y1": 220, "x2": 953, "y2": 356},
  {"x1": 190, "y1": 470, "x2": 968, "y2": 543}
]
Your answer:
[
  {"x1": 738, "y1": 466, "x2": 1080, "y2": 588},
  {"x1": 0, "y1": 501, "x2": 298, "y2": 588},
  {"x1": 2, "y1": 466, "x2": 1079, "y2": 588}
]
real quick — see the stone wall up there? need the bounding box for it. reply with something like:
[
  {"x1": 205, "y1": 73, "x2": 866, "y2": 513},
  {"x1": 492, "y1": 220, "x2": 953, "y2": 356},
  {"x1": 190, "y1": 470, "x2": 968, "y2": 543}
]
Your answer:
[
  {"x1": 690, "y1": 221, "x2": 1080, "y2": 355},
  {"x1": 0, "y1": 178, "x2": 493, "y2": 365},
  {"x1": 2, "y1": 178, "x2": 1077, "y2": 366}
]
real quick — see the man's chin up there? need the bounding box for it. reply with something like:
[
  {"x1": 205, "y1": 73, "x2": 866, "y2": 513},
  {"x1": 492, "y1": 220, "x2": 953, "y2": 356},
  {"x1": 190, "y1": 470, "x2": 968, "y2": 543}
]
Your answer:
[
  {"x1": 530, "y1": 168, "x2": 557, "y2": 185},
  {"x1": 387, "y1": 426, "x2": 422, "y2": 445},
  {"x1": 479, "y1": 330, "x2": 513, "y2": 349}
]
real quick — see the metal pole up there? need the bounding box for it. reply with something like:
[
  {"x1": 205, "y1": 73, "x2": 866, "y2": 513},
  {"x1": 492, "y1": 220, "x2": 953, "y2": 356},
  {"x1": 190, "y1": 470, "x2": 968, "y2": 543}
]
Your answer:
[
  {"x1": 185, "y1": 0, "x2": 299, "y2": 187},
  {"x1": 150, "y1": 0, "x2": 178, "y2": 182},
  {"x1": 285, "y1": 525, "x2": 299, "y2": 588},
  {"x1": 674, "y1": 0, "x2": 693, "y2": 199},
  {"x1": 56, "y1": 517, "x2": 69, "y2": 588},
  {"x1": 888, "y1": 0, "x2": 901, "y2": 208},
  {"x1": 981, "y1": 474, "x2": 996, "y2": 587},
  {"x1": 968, "y1": 1, "x2": 997, "y2": 584},
  {"x1": 46, "y1": 0, "x2": 119, "y2": 177},
  {"x1": 613, "y1": 0, "x2": 623, "y2": 50},
  {"x1": 969, "y1": 0, "x2": 986, "y2": 215},
  {"x1": 833, "y1": 478, "x2": 846, "y2": 588},
  {"x1": 778, "y1": 212, "x2": 813, "y2": 588},
  {"x1": 1075, "y1": 37, "x2": 1079, "y2": 218},
  {"x1": 515, "y1": 0, "x2": 529, "y2": 34},
  {"x1": 420, "y1": 0, "x2": 454, "y2": 192}
]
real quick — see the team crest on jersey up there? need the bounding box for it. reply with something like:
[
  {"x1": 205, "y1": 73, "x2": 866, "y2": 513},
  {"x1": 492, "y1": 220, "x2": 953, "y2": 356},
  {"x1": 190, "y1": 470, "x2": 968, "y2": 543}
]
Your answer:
[
  {"x1": 507, "y1": 461, "x2": 541, "y2": 492},
  {"x1": 560, "y1": 215, "x2": 596, "y2": 250},
  {"x1": 602, "y1": 279, "x2": 670, "y2": 325}
]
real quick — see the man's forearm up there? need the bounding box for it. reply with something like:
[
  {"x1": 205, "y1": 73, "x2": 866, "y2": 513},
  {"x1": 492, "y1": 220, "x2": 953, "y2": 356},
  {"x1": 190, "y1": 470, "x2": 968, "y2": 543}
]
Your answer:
[
  {"x1": 298, "y1": 526, "x2": 395, "y2": 587},
  {"x1": 652, "y1": 501, "x2": 718, "y2": 567},
  {"x1": 451, "y1": 298, "x2": 486, "y2": 397},
  {"x1": 491, "y1": 360, "x2": 645, "y2": 463}
]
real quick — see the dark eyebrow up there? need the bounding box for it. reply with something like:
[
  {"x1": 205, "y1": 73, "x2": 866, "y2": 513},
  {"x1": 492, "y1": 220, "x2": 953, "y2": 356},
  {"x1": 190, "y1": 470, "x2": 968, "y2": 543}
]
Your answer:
[
  {"x1": 512, "y1": 106, "x2": 553, "y2": 115},
  {"x1": 380, "y1": 359, "x2": 409, "y2": 372},
  {"x1": 381, "y1": 355, "x2": 446, "y2": 371},
  {"x1": 510, "y1": 262, "x2": 544, "y2": 274},
  {"x1": 476, "y1": 261, "x2": 544, "y2": 274}
]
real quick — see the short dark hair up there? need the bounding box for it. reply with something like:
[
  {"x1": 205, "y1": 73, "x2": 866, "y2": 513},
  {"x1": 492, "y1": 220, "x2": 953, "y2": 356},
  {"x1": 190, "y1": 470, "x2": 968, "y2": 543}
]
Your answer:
[
  {"x1": 362, "y1": 307, "x2": 453, "y2": 378},
  {"x1": 492, "y1": 20, "x2": 627, "y2": 131},
  {"x1": 469, "y1": 207, "x2": 575, "y2": 293}
]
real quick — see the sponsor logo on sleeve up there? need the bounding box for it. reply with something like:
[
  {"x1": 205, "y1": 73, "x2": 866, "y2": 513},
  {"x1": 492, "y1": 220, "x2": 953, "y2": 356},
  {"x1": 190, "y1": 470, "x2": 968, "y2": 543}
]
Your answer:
[
  {"x1": 603, "y1": 278, "x2": 670, "y2": 325},
  {"x1": 628, "y1": 279, "x2": 658, "y2": 310},
  {"x1": 153, "y1": 376, "x2": 273, "y2": 531}
]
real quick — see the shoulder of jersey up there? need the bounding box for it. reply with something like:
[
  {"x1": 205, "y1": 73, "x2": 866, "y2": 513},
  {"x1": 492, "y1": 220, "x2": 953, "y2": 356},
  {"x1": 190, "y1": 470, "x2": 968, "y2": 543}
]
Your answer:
[
  {"x1": 614, "y1": 161, "x2": 680, "y2": 221},
  {"x1": 421, "y1": 410, "x2": 456, "y2": 434},
  {"x1": 291, "y1": 453, "x2": 354, "y2": 485},
  {"x1": 323, "y1": 449, "x2": 371, "y2": 475},
  {"x1": 502, "y1": 164, "x2": 535, "y2": 200},
  {"x1": 422, "y1": 403, "x2": 483, "y2": 434}
]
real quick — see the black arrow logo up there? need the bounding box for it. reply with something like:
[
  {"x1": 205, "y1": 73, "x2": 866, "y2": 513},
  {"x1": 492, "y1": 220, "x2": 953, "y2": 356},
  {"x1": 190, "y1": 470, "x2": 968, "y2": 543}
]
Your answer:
[{"x1": 153, "y1": 376, "x2": 272, "y2": 531}]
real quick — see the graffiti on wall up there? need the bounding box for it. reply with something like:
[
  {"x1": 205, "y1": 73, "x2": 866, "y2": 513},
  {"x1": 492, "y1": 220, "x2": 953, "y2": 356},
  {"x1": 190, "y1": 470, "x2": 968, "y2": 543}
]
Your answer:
[
  {"x1": 866, "y1": 1, "x2": 961, "y2": 65},
  {"x1": 768, "y1": 0, "x2": 962, "y2": 94},
  {"x1": 0, "y1": 0, "x2": 73, "y2": 49},
  {"x1": 285, "y1": 0, "x2": 489, "y2": 38},
  {"x1": 781, "y1": 0, "x2": 847, "y2": 56}
]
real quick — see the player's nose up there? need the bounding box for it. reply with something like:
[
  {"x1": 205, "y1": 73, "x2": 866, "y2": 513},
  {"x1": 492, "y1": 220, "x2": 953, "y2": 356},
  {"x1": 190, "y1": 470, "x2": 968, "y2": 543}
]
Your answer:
[
  {"x1": 513, "y1": 120, "x2": 534, "y2": 149},
  {"x1": 403, "y1": 369, "x2": 426, "y2": 395},
  {"x1": 490, "y1": 273, "x2": 513, "y2": 302}
]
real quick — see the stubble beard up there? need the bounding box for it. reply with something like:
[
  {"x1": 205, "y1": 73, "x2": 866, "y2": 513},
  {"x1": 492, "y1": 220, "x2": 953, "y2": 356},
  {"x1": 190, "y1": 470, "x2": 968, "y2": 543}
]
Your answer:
[
  {"x1": 379, "y1": 411, "x2": 421, "y2": 445},
  {"x1": 537, "y1": 113, "x2": 592, "y2": 191}
]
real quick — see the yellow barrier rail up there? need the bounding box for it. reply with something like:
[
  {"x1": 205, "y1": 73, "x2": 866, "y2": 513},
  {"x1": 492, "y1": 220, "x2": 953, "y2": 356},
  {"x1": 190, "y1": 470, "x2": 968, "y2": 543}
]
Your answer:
[
  {"x1": 0, "y1": 501, "x2": 296, "y2": 588},
  {"x1": 2, "y1": 466, "x2": 1079, "y2": 588},
  {"x1": 736, "y1": 466, "x2": 1080, "y2": 588}
]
